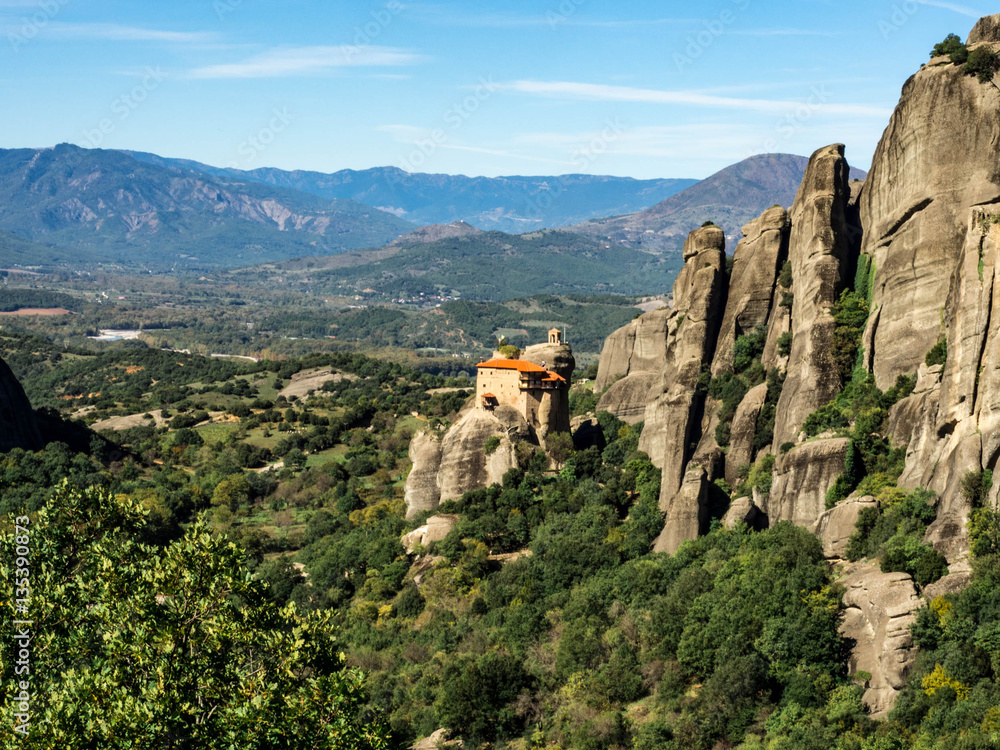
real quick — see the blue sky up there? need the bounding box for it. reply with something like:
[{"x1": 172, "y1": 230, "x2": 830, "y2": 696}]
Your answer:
[{"x1": 0, "y1": 0, "x2": 990, "y2": 179}]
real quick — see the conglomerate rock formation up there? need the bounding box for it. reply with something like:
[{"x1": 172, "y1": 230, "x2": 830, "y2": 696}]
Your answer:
[{"x1": 586, "y1": 15, "x2": 1000, "y2": 714}]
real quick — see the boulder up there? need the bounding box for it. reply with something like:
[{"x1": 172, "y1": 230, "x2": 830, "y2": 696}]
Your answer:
[
  {"x1": 724, "y1": 382, "x2": 769, "y2": 487},
  {"x1": 711, "y1": 206, "x2": 789, "y2": 375},
  {"x1": 772, "y1": 144, "x2": 857, "y2": 449},
  {"x1": 722, "y1": 496, "x2": 767, "y2": 530},
  {"x1": 813, "y1": 495, "x2": 877, "y2": 558},
  {"x1": 839, "y1": 562, "x2": 924, "y2": 718},
  {"x1": 571, "y1": 416, "x2": 605, "y2": 451},
  {"x1": 0, "y1": 356, "x2": 43, "y2": 452},
  {"x1": 764, "y1": 438, "x2": 850, "y2": 528},
  {"x1": 401, "y1": 514, "x2": 460, "y2": 553}
]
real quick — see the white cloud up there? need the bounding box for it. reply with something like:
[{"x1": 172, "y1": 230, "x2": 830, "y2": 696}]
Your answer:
[
  {"x1": 915, "y1": 0, "x2": 983, "y2": 18},
  {"x1": 44, "y1": 23, "x2": 217, "y2": 43},
  {"x1": 189, "y1": 45, "x2": 426, "y2": 79},
  {"x1": 496, "y1": 80, "x2": 893, "y2": 117}
]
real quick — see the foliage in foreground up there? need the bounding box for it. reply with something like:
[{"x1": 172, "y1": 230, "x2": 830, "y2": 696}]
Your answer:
[{"x1": 0, "y1": 483, "x2": 388, "y2": 749}]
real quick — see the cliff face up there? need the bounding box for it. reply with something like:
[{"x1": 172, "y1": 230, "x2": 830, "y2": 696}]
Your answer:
[
  {"x1": 772, "y1": 144, "x2": 858, "y2": 449},
  {"x1": 0, "y1": 357, "x2": 43, "y2": 453},
  {"x1": 585, "y1": 15, "x2": 1000, "y2": 714}
]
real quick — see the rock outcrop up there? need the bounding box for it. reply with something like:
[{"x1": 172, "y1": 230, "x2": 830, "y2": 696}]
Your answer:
[
  {"x1": 0, "y1": 357, "x2": 43, "y2": 453},
  {"x1": 772, "y1": 145, "x2": 856, "y2": 449},
  {"x1": 653, "y1": 464, "x2": 709, "y2": 553},
  {"x1": 839, "y1": 562, "x2": 924, "y2": 718},
  {"x1": 522, "y1": 341, "x2": 575, "y2": 382},
  {"x1": 711, "y1": 206, "x2": 789, "y2": 375},
  {"x1": 639, "y1": 225, "x2": 727, "y2": 480},
  {"x1": 765, "y1": 438, "x2": 849, "y2": 528},
  {"x1": 813, "y1": 495, "x2": 877, "y2": 558},
  {"x1": 584, "y1": 16, "x2": 1000, "y2": 568},
  {"x1": 401, "y1": 514, "x2": 459, "y2": 553},
  {"x1": 724, "y1": 382, "x2": 769, "y2": 487},
  {"x1": 595, "y1": 308, "x2": 670, "y2": 423},
  {"x1": 404, "y1": 409, "x2": 519, "y2": 520}
]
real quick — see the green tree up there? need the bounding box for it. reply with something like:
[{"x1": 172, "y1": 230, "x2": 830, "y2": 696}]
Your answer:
[{"x1": 0, "y1": 482, "x2": 389, "y2": 749}]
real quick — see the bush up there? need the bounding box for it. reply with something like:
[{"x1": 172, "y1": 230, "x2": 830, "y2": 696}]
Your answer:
[
  {"x1": 498, "y1": 344, "x2": 521, "y2": 359},
  {"x1": 960, "y1": 469, "x2": 993, "y2": 508},
  {"x1": 777, "y1": 260, "x2": 792, "y2": 289},
  {"x1": 931, "y1": 33, "x2": 968, "y2": 62},
  {"x1": 484, "y1": 435, "x2": 501, "y2": 455},
  {"x1": 964, "y1": 45, "x2": 1000, "y2": 83},
  {"x1": 777, "y1": 331, "x2": 792, "y2": 357},
  {"x1": 925, "y1": 337, "x2": 947, "y2": 367}
]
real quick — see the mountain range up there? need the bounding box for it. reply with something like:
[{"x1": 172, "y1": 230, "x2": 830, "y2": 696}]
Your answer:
[
  {"x1": 570, "y1": 153, "x2": 867, "y2": 251},
  {"x1": 0, "y1": 145, "x2": 413, "y2": 269},
  {"x1": 124, "y1": 152, "x2": 699, "y2": 233}
]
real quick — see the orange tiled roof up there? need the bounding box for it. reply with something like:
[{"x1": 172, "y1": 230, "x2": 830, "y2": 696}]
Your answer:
[
  {"x1": 476, "y1": 358, "x2": 548, "y2": 373},
  {"x1": 477, "y1": 358, "x2": 566, "y2": 384},
  {"x1": 482, "y1": 393, "x2": 497, "y2": 399}
]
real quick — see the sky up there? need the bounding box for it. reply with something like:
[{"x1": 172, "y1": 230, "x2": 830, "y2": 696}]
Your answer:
[{"x1": 0, "y1": 0, "x2": 991, "y2": 179}]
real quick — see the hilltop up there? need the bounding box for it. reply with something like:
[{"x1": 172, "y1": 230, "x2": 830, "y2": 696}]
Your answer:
[{"x1": 569, "y1": 152, "x2": 867, "y2": 251}]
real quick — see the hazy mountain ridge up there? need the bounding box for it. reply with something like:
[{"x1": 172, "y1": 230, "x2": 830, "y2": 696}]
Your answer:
[
  {"x1": 124, "y1": 151, "x2": 699, "y2": 232},
  {"x1": 0, "y1": 145, "x2": 413, "y2": 269},
  {"x1": 570, "y1": 153, "x2": 867, "y2": 251}
]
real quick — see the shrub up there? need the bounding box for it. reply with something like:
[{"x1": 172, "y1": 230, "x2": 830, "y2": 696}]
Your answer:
[
  {"x1": 964, "y1": 45, "x2": 1000, "y2": 83},
  {"x1": 777, "y1": 260, "x2": 792, "y2": 288},
  {"x1": 931, "y1": 33, "x2": 968, "y2": 62},
  {"x1": 484, "y1": 435, "x2": 501, "y2": 455},
  {"x1": 498, "y1": 344, "x2": 521, "y2": 359},
  {"x1": 777, "y1": 331, "x2": 792, "y2": 357},
  {"x1": 960, "y1": 469, "x2": 993, "y2": 508},
  {"x1": 780, "y1": 442, "x2": 795, "y2": 454},
  {"x1": 925, "y1": 337, "x2": 947, "y2": 367}
]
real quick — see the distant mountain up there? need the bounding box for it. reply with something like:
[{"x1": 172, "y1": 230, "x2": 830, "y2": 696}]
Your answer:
[
  {"x1": 0, "y1": 145, "x2": 413, "y2": 269},
  {"x1": 0, "y1": 228, "x2": 98, "y2": 268},
  {"x1": 388, "y1": 221, "x2": 482, "y2": 246},
  {"x1": 233, "y1": 229, "x2": 680, "y2": 301},
  {"x1": 569, "y1": 153, "x2": 867, "y2": 251},
  {"x1": 125, "y1": 151, "x2": 699, "y2": 233}
]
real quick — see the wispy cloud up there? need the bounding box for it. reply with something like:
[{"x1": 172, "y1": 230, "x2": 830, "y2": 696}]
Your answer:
[
  {"x1": 727, "y1": 28, "x2": 841, "y2": 37},
  {"x1": 497, "y1": 80, "x2": 893, "y2": 117},
  {"x1": 189, "y1": 45, "x2": 427, "y2": 79},
  {"x1": 915, "y1": 0, "x2": 983, "y2": 18},
  {"x1": 44, "y1": 23, "x2": 217, "y2": 43}
]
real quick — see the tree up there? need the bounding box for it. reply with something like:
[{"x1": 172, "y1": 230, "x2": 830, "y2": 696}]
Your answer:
[{"x1": 0, "y1": 482, "x2": 389, "y2": 749}]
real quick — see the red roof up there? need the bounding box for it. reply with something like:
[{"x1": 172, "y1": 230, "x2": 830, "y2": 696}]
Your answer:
[
  {"x1": 482, "y1": 393, "x2": 497, "y2": 399},
  {"x1": 477, "y1": 358, "x2": 566, "y2": 384},
  {"x1": 477, "y1": 358, "x2": 548, "y2": 373}
]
